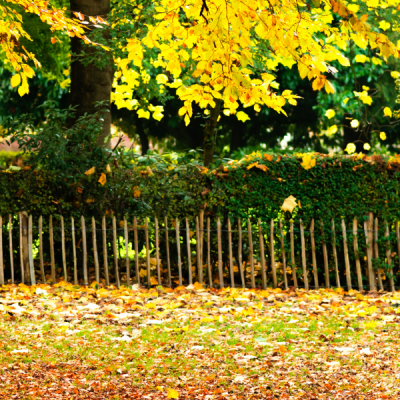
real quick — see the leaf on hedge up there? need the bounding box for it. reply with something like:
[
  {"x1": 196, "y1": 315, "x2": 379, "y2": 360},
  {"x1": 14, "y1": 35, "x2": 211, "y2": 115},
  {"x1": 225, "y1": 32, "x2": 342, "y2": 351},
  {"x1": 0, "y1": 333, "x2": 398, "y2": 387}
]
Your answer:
[
  {"x1": 98, "y1": 173, "x2": 107, "y2": 185},
  {"x1": 247, "y1": 162, "x2": 258, "y2": 170},
  {"x1": 301, "y1": 154, "x2": 316, "y2": 170},
  {"x1": 264, "y1": 154, "x2": 273, "y2": 162},
  {"x1": 352, "y1": 164, "x2": 363, "y2": 171},
  {"x1": 133, "y1": 186, "x2": 141, "y2": 197},
  {"x1": 106, "y1": 164, "x2": 111, "y2": 173},
  {"x1": 256, "y1": 164, "x2": 268, "y2": 172},
  {"x1": 281, "y1": 195, "x2": 297, "y2": 213},
  {"x1": 84, "y1": 167, "x2": 95, "y2": 175}
]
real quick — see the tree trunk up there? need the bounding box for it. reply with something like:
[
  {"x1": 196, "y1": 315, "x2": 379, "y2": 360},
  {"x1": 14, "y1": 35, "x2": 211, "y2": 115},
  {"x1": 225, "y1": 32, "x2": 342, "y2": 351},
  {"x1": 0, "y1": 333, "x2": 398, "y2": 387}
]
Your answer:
[
  {"x1": 136, "y1": 118, "x2": 149, "y2": 155},
  {"x1": 69, "y1": 0, "x2": 113, "y2": 148},
  {"x1": 203, "y1": 99, "x2": 222, "y2": 166}
]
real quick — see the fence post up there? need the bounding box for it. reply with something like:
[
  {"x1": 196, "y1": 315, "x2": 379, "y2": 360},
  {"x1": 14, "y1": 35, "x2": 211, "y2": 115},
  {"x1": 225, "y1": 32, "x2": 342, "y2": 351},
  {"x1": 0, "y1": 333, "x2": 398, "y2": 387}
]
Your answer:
[
  {"x1": 19, "y1": 212, "x2": 25, "y2": 284},
  {"x1": 207, "y1": 217, "x2": 212, "y2": 287},
  {"x1": 28, "y1": 215, "x2": 35, "y2": 285},
  {"x1": 385, "y1": 222, "x2": 395, "y2": 292},
  {"x1": 133, "y1": 216, "x2": 139, "y2": 286},
  {"x1": 238, "y1": 218, "x2": 245, "y2": 288},
  {"x1": 186, "y1": 218, "x2": 193, "y2": 285},
  {"x1": 81, "y1": 216, "x2": 87, "y2": 285},
  {"x1": 364, "y1": 214, "x2": 376, "y2": 291},
  {"x1": 71, "y1": 217, "x2": 77, "y2": 285},
  {"x1": 248, "y1": 218, "x2": 255, "y2": 288},
  {"x1": 112, "y1": 215, "x2": 120, "y2": 288},
  {"x1": 320, "y1": 221, "x2": 330, "y2": 289},
  {"x1": 259, "y1": 219, "x2": 267, "y2": 290},
  {"x1": 61, "y1": 216, "x2": 67, "y2": 282},
  {"x1": 164, "y1": 217, "x2": 171, "y2": 287},
  {"x1": 176, "y1": 218, "x2": 182, "y2": 286},
  {"x1": 228, "y1": 218, "x2": 235, "y2": 288},
  {"x1": 374, "y1": 218, "x2": 383, "y2": 291},
  {"x1": 270, "y1": 219, "x2": 277, "y2": 288},
  {"x1": 93, "y1": 217, "x2": 100, "y2": 284},
  {"x1": 299, "y1": 219, "x2": 309, "y2": 290},
  {"x1": 279, "y1": 220, "x2": 288, "y2": 290},
  {"x1": 39, "y1": 216, "x2": 45, "y2": 283},
  {"x1": 353, "y1": 218, "x2": 363, "y2": 291},
  {"x1": 290, "y1": 221, "x2": 297, "y2": 288},
  {"x1": 217, "y1": 218, "x2": 224, "y2": 288},
  {"x1": 124, "y1": 217, "x2": 130, "y2": 286},
  {"x1": 9, "y1": 215, "x2": 14, "y2": 284},
  {"x1": 0, "y1": 216, "x2": 3, "y2": 285},
  {"x1": 199, "y1": 210, "x2": 204, "y2": 284},
  {"x1": 310, "y1": 219, "x2": 319, "y2": 289},
  {"x1": 102, "y1": 216, "x2": 110, "y2": 286},
  {"x1": 341, "y1": 219, "x2": 352, "y2": 291},
  {"x1": 50, "y1": 215, "x2": 56, "y2": 284},
  {"x1": 145, "y1": 217, "x2": 150, "y2": 287},
  {"x1": 155, "y1": 217, "x2": 161, "y2": 285}
]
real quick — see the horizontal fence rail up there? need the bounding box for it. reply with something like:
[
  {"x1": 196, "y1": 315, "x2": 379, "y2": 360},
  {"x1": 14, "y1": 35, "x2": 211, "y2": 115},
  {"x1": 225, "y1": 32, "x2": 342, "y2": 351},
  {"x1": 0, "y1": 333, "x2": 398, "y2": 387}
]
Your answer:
[{"x1": 0, "y1": 211, "x2": 398, "y2": 291}]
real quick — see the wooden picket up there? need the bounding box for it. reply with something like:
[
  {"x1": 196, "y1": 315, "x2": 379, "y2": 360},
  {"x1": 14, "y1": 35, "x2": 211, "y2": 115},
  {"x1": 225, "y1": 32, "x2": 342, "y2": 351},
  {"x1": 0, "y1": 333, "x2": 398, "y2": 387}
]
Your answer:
[{"x1": 0, "y1": 213, "x2": 397, "y2": 292}]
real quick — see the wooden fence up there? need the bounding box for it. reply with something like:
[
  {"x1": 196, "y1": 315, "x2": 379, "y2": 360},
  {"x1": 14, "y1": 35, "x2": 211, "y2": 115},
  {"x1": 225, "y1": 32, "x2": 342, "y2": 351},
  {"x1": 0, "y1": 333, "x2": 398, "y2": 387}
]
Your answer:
[{"x1": 0, "y1": 211, "x2": 397, "y2": 291}]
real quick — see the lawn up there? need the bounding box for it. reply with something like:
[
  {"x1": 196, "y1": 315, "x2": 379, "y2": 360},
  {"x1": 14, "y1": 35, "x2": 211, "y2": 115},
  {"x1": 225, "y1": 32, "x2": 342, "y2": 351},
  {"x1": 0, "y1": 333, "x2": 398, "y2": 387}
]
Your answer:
[{"x1": 0, "y1": 282, "x2": 399, "y2": 399}]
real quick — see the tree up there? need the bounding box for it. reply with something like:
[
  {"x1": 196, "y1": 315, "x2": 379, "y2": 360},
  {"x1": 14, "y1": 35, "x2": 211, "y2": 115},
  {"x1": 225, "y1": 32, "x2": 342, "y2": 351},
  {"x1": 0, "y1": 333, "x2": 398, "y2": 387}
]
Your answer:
[{"x1": 113, "y1": 0, "x2": 400, "y2": 164}]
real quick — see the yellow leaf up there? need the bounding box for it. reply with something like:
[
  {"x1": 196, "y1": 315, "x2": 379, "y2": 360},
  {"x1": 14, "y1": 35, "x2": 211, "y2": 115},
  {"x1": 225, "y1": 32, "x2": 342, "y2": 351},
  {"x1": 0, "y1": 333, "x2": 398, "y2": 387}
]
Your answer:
[
  {"x1": 139, "y1": 268, "x2": 147, "y2": 277},
  {"x1": 281, "y1": 195, "x2": 297, "y2": 213},
  {"x1": 384, "y1": 107, "x2": 392, "y2": 118},
  {"x1": 324, "y1": 80, "x2": 335, "y2": 94},
  {"x1": 236, "y1": 111, "x2": 250, "y2": 122},
  {"x1": 18, "y1": 83, "x2": 29, "y2": 96},
  {"x1": 379, "y1": 21, "x2": 391, "y2": 31},
  {"x1": 84, "y1": 167, "x2": 95, "y2": 175},
  {"x1": 137, "y1": 109, "x2": 150, "y2": 119},
  {"x1": 355, "y1": 54, "x2": 368, "y2": 63},
  {"x1": 256, "y1": 164, "x2": 268, "y2": 172},
  {"x1": 380, "y1": 132, "x2": 387, "y2": 140},
  {"x1": 343, "y1": 98, "x2": 349, "y2": 105},
  {"x1": 193, "y1": 282, "x2": 203, "y2": 290},
  {"x1": 133, "y1": 186, "x2": 141, "y2": 197},
  {"x1": 345, "y1": 143, "x2": 356, "y2": 154},
  {"x1": 363, "y1": 143, "x2": 371, "y2": 150},
  {"x1": 106, "y1": 164, "x2": 111, "y2": 173},
  {"x1": 167, "y1": 388, "x2": 179, "y2": 398},
  {"x1": 325, "y1": 109, "x2": 335, "y2": 119},
  {"x1": 327, "y1": 125, "x2": 338, "y2": 136},
  {"x1": 11, "y1": 74, "x2": 21, "y2": 88},
  {"x1": 98, "y1": 173, "x2": 106, "y2": 185},
  {"x1": 247, "y1": 162, "x2": 258, "y2": 170},
  {"x1": 150, "y1": 276, "x2": 158, "y2": 285},
  {"x1": 364, "y1": 321, "x2": 377, "y2": 329},
  {"x1": 301, "y1": 154, "x2": 316, "y2": 170},
  {"x1": 156, "y1": 74, "x2": 168, "y2": 84},
  {"x1": 391, "y1": 71, "x2": 400, "y2": 79}
]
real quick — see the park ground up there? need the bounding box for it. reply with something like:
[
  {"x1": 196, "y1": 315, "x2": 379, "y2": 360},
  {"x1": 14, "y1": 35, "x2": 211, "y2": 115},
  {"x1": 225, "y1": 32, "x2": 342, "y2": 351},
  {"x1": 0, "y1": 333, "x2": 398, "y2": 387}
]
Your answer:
[{"x1": 0, "y1": 282, "x2": 400, "y2": 399}]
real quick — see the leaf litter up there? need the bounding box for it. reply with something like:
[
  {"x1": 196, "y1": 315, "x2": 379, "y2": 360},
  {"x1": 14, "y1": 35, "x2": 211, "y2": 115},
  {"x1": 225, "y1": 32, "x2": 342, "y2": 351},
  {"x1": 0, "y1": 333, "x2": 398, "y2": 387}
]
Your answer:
[{"x1": 1, "y1": 282, "x2": 400, "y2": 399}]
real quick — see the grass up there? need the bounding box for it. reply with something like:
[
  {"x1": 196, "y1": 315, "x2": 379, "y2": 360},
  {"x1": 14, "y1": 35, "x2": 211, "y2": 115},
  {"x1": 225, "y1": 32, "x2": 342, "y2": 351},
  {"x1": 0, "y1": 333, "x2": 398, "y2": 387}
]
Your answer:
[{"x1": 0, "y1": 284, "x2": 400, "y2": 398}]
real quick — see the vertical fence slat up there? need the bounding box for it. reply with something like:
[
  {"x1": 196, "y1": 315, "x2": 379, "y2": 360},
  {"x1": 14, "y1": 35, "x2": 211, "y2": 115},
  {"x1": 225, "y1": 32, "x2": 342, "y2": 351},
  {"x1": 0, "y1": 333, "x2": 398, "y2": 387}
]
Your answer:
[
  {"x1": 217, "y1": 218, "x2": 224, "y2": 288},
  {"x1": 176, "y1": 218, "x2": 182, "y2": 286},
  {"x1": 93, "y1": 217, "x2": 100, "y2": 284},
  {"x1": 270, "y1": 220, "x2": 277, "y2": 288},
  {"x1": 258, "y1": 219, "x2": 267, "y2": 290},
  {"x1": 207, "y1": 217, "x2": 212, "y2": 288},
  {"x1": 238, "y1": 218, "x2": 245, "y2": 288},
  {"x1": 385, "y1": 222, "x2": 395, "y2": 292},
  {"x1": 145, "y1": 217, "x2": 150, "y2": 287},
  {"x1": 124, "y1": 217, "x2": 130, "y2": 286},
  {"x1": 19, "y1": 213, "x2": 24, "y2": 284},
  {"x1": 310, "y1": 219, "x2": 319, "y2": 289},
  {"x1": 353, "y1": 218, "x2": 363, "y2": 291},
  {"x1": 341, "y1": 219, "x2": 352, "y2": 290},
  {"x1": 196, "y1": 216, "x2": 201, "y2": 284},
  {"x1": 61, "y1": 216, "x2": 67, "y2": 282},
  {"x1": 112, "y1": 216, "x2": 120, "y2": 288},
  {"x1": 279, "y1": 220, "x2": 288, "y2": 290},
  {"x1": 247, "y1": 218, "x2": 255, "y2": 288},
  {"x1": 0, "y1": 217, "x2": 3, "y2": 285},
  {"x1": 102, "y1": 216, "x2": 109, "y2": 286},
  {"x1": 50, "y1": 215, "x2": 56, "y2": 284},
  {"x1": 290, "y1": 221, "x2": 297, "y2": 288},
  {"x1": 320, "y1": 221, "x2": 330, "y2": 289},
  {"x1": 28, "y1": 215, "x2": 35, "y2": 285},
  {"x1": 331, "y1": 219, "x2": 340, "y2": 288},
  {"x1": 81, "y1": 216, "x2": 87, "y2": 285},
  {"x1": 71, "y1": 217, "x2": 77, "y2": 285},
  {"x1": 39, "y1": 216, "x2": 45, "y2": 283},
  {"x1": 228, "y1": 218, "x2": 235, "y2": 288},
  {"x1": 364, "y1": 217, "x2": 376, "y2": 291},
  {"x1": 155, "y1": 217, "x2": 161, "y2": 286},
  {"x1": 199, "y1": 210, "x2": 204, "y2": 285},
  {"x1": 186, "y1": 218, "x2": 193, "y2": 286},
  {"x1": 299, "y1": 219, "x2": 309, "y2": 290},
  {"x1": 396, "y1": 221, "x2": 400, "y2": 277},
  {"x1": 164, "y1": 217, "x2": 171, "y2": 287},
  {"x1": 133, "y1": 217, "x2": 139, "y2": 286},
  {"x1": 374, "y1": 218, "x2": 383, "y2": 291},
  {"x1": 9, "y1": 215, "x2": 14, "y2": 284}
]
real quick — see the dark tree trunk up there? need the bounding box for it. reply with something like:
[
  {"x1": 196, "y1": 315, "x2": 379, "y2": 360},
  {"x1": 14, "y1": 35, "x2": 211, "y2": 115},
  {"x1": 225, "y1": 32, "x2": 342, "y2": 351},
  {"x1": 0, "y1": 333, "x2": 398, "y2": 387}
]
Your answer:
[
  {"x1": 69, "y1": 0, "x2": 113, "y2": 148},
  {"x1": 203, "y1": 99, "x2": 222, "y2": 166},
  {"x1": 136, "y1": 118, "x2": 149, "y2": 155}
]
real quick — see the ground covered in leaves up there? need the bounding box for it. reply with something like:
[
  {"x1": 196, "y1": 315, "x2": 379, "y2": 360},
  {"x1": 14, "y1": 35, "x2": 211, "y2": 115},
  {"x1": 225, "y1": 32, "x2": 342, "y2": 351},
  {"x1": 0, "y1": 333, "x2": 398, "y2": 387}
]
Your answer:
[{"x1": 1, "y1": 282, "x2": 400, "y2": 399}]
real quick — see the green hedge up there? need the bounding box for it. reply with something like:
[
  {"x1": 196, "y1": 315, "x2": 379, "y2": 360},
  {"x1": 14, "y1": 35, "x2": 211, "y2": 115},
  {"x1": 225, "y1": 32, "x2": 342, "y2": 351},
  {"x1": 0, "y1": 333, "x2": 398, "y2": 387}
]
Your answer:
[{"x1": 0, "y1": 152, "x2": 399, "y2": 223}]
